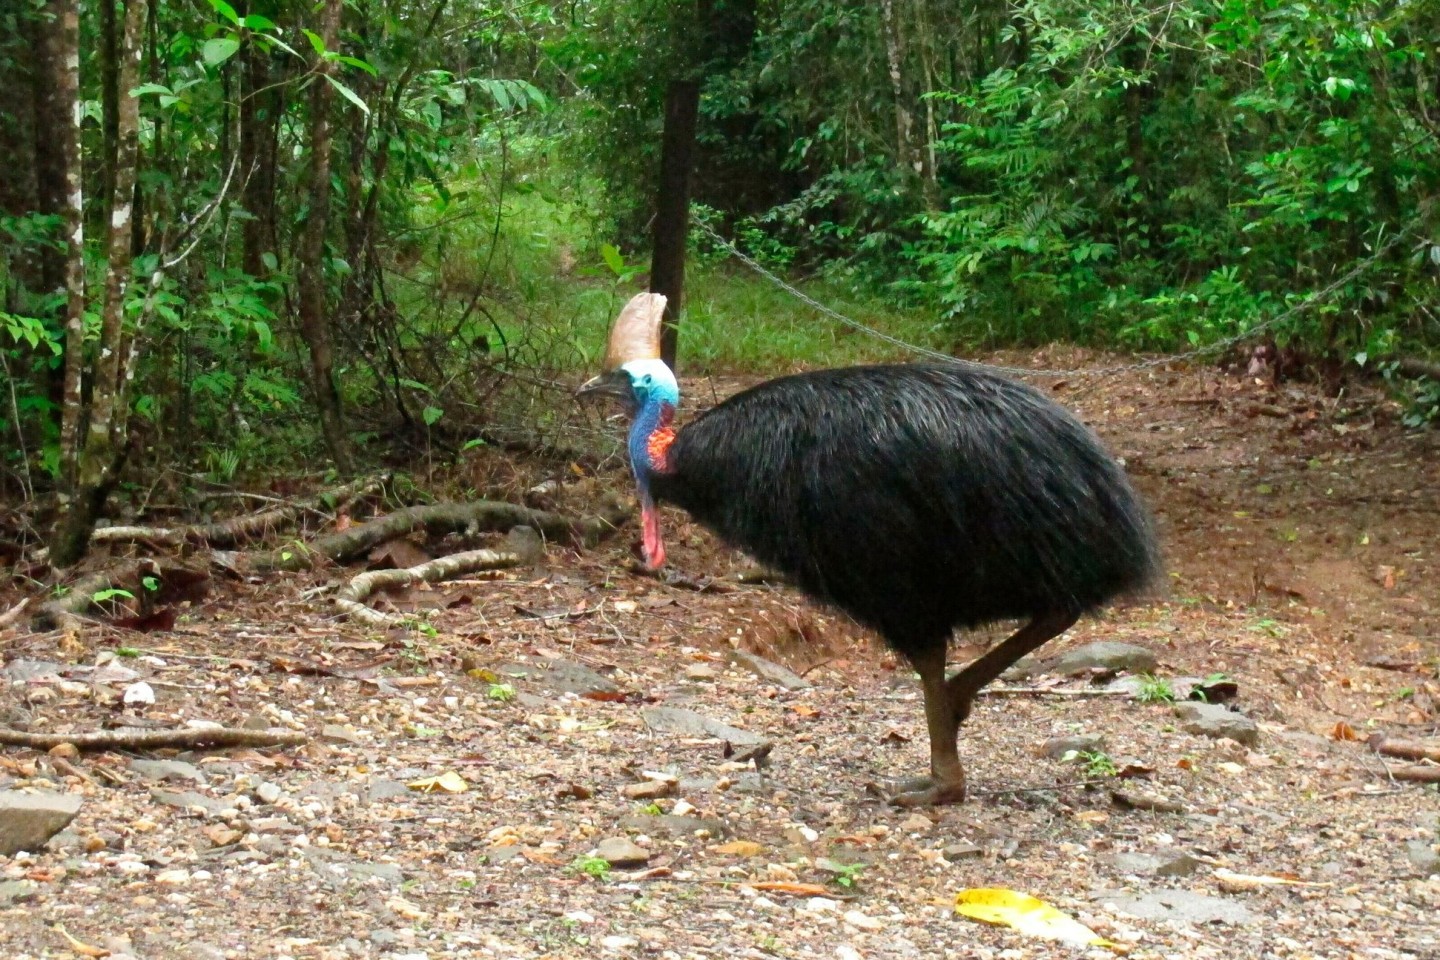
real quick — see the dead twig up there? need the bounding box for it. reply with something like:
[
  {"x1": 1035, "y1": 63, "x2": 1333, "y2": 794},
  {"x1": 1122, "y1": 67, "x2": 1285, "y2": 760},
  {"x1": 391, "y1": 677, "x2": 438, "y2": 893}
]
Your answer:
[
  {"x1": 0, "y1": 598, "x2": 30, "y2": 629},
  {"x1": 0, "y1": 726, "x2": 307, "y2": 752}
]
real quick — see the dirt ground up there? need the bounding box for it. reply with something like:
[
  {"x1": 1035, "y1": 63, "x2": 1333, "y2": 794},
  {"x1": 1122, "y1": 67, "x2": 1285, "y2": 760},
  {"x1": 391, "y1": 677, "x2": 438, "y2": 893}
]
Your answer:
[{"x1": 1, "y1": 354, "x2": 1438, "y2": 960}]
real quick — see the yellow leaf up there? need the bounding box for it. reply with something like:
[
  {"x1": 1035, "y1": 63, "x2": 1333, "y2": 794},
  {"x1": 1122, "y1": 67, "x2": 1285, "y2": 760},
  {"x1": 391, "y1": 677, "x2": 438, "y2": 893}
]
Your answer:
[
  {"x1": 407, "y1": 771, "x2": 469, "y2": 793},
  {"x1": 955, "y1": 888, "x2": 1115, "y2": 950},
  {"x1": 711, "y1": 840, "x2": 765, "y2": 857}
]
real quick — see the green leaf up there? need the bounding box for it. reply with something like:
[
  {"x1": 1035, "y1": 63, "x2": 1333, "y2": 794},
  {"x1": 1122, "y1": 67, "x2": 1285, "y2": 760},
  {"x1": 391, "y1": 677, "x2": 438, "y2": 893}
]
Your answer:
[
  {"x1": 303, "y1": 29, "x2": 326, "y2": 56},
  {"x1": 202, "y1": 37, "x2": 241, "y2": 66},
  {"x1": 92, "y1": 588, "x2": 135, "y2": 603},
  {"x1": 462, "y1": 438, "x2": 487, "y2": 451},
  {"x1": 422, "y1": 405, "x2": 444, "y2": 426},
  {"x1": 243, "y1": 14, "x2": 276, "y2": 31},
  {"x1": 336, "y1": 55, "x2": 378, "y2": 76},
  {"x1": 325, "y1": 74, "x2": 370, "y2": 116},
  {"x1": 130, "y1": 83, "x2": 174, "y2": 98},
  {"x1": 206, "y1": 0, "x2": 241, "y2": 25},
  {"x1": 601, "y1": 244, "x2": 626, "y2": 276}
]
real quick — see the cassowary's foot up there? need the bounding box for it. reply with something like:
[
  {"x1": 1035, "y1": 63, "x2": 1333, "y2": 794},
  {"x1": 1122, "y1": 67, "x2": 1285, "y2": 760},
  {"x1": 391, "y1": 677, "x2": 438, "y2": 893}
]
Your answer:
[{"x1": 885, "y1": 774, "x2": 967, "y2": 808}]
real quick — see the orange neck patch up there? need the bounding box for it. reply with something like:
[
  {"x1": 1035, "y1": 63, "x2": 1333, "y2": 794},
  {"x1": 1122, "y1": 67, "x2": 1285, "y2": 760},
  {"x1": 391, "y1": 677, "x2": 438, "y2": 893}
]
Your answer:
[{"x1": 647, "y1": 426, "x2": 676, "y2": 471}]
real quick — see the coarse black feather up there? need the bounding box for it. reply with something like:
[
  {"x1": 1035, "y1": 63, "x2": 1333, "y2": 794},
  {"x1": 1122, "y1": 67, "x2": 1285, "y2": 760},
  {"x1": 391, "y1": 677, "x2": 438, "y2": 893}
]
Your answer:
[{"x1": 648, "y1": 364, "x2": 1161, "y2": 656}]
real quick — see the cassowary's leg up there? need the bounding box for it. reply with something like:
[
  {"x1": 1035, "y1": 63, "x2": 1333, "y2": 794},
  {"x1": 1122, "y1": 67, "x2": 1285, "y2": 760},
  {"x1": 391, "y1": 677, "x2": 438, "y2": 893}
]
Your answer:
[
  {"x1": 945, "y1": 610, "x2": 1080, "y2": 724},
  {"x1": 888, "y1": 641, "x2": 968, "y2": 808}
]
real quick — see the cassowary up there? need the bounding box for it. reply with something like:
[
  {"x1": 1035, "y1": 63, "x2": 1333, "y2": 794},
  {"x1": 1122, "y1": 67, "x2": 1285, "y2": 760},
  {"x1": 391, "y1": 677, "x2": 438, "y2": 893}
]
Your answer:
[{"x1": 579, "y1": 293, "x2": 1161, "y2": 806}]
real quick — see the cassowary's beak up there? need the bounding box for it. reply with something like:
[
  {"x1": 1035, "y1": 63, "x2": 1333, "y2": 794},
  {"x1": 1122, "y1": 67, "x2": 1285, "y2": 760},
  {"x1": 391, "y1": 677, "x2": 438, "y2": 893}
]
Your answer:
[{"x1": 575, "y1": 369, "x2": 630, "y2": 401}]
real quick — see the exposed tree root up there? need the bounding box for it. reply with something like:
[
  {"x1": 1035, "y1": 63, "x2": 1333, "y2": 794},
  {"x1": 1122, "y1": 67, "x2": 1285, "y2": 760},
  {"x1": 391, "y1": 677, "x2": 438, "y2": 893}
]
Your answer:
[
  {"x1": 249, "y1": 497, "x2": 630, "y2": 572},
  {"x1": 1369, "y1": 734, "x2": 1440, "y2": 763},
  {"x1": 1386, "y1": 765, "x2": 1440, "y2": 784},
  {"x1": 0, "y1": 725, "x2": 307, "y2": 752},
  {"x1": 89, "y1": 474, "x2": 390, "y2": 549},
  {"x1": 334, "y1": 526, "x2": 545, "y2": 625}
]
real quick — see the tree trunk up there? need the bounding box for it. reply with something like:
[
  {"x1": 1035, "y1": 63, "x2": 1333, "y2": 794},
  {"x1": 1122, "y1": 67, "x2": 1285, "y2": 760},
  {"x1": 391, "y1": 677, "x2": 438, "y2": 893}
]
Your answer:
[
  {"x1": 50, "y1": 0, "x2": 146, "y2": 568},
  {"x1": 49, "y1": 0, "x2": 87, "y2": 495},
  {"x1": 879, "y1": 0, "x2": 918, "y2": 183},
  {"x1": 295, "y1": 0, "x2": 352, "y2": 473},
  {"x1": 650, "y1": 79, "x2": 699, "y2": 371}
]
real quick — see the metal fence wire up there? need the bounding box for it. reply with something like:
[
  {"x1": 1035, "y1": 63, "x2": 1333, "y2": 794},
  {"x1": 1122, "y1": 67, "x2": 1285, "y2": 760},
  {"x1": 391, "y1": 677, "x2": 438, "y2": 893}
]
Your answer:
[{"x1": 692, "y1": 219, "x2": 1414, "y2": 385}]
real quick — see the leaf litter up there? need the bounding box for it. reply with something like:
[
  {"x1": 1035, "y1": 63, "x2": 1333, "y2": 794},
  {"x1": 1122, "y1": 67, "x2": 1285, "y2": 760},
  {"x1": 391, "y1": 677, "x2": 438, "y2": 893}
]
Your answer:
[{"x1": 1, "y1": 354, "x2": 1438, "y2": 959}]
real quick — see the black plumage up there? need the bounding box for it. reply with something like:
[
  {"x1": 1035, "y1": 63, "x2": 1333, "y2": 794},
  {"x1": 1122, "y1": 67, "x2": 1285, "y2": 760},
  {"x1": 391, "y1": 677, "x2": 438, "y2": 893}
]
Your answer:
[
  {"x1": 652, "y1": 365, "x2": 1160, "y2": 654},
  {"x1": 580, "y1": 294, "x2": 1161, "y2": 805}
]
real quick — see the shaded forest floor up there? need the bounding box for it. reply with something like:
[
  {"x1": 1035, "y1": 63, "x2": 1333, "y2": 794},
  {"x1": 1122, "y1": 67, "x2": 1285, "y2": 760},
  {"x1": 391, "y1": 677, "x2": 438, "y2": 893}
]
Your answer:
[{"x1": 2, "y1": 352, "x2": 1438, "y2": 960}]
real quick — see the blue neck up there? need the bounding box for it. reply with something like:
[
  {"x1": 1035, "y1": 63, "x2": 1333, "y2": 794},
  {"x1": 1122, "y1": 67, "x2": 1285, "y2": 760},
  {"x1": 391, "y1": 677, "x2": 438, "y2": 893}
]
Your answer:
[{"x1": 628, "y1": 398, "x2": 672, "y2": 498}]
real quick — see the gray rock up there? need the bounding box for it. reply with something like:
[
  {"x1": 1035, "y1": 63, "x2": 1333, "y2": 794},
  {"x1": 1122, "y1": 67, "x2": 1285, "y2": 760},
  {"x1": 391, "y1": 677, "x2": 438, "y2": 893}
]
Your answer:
[
  {"x1": 1174, "y1": 701, "x2": 1260, "y2": 747},
  {"x1": 619, "y1": 815, "x2": 728, "y2": 839},
  {"x1": 728, "y1": 650, "x2": 811, "y2": 691},
  {"x1": 1000, "y1": 657, "x2": 1043, "y2": 682},
  {"x1": 322, "y1": 725, "x2": 365, "y2": 744},
  {"x1": 595, "y1": 836, "x2": 651, "y2": 868},
  {"x1": 942, "y1": 843, "x2": 984, "y2": 860},
  {"x1": 501, "y1": 659, "x2": 618, "y2": 695},
  {"x1": 0, "y1": 790, "x2": 83, "y2": 856},
  {"x1": 150, "y1": 789, "x2": 227, "y2": 817},
  {"x1": 361, "y1": 779, "x2": 412, "y2": 803},
  {"x1": 1051, "y1": 642, "x2": 1158, "y2": 676},
  {"x1": 1407, "y1": 841, "x2": 1440, "y2": 877},
  {"x1": 1102, "y1": 889, "x2": 1254, "y2": 925},
  {"x1": 1112, "y1": 851, "x2": 1202, "y2": 878},
  {"x1": 254, "y1": 781, "x2": 284, "y2": 805},
  {"x1": 1042, "y1": 734, "x2": 1105, "y2": 759},
  {"x1": 129, "y1": 759, "x2": 204, "y2": 783},
  {"x1": 0, "y1": 879, "x2": 39, "y2": 905},
  {"x1": 2, "y1": 660, "x2": 64, "y2": 684},
  {"x1": 640, "y1": 706, "x2": 765, "y2": 746}
]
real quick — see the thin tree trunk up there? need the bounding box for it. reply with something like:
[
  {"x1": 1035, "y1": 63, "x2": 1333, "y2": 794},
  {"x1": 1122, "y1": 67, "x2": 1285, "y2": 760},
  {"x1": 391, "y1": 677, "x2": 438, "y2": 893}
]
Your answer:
[
  {"x1": 879, "y1": 0, "x2": 918, "y2": 182},
  {"x1": 296, "y1": 0, "x2": 352, "y2": 473},
  {"x1": 650, "y1": 79, "x2": 699, "y2": 371},
  {"x1": 50, "y1": 0, "x2": 146, "y2": 569},
  {"x1": 50, "y1": 0, "x2": 86, "y2": 495}
]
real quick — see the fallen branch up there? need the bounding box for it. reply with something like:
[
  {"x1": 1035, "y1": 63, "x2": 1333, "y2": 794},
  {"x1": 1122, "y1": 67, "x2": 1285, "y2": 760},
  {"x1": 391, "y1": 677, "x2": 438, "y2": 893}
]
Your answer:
[
  {"x1": 1368, "y1": 734, "x2": 1440, "y2": 763},
  {"x1": 90, "y1": 473, "x2": 389, "y2": 549},
  {"x1": 1386, "y1": 765, "x2": 1440, "y2": 784},
  {"x1": 0, "y1": 598, "x2": 30, "y2": 629},
  {"x1": 0, "y1": 726, "x2": 307, "y2": 752},
  {"x1": 33, "y1": 558, "x2": 208, "y2": 631},
  {"x1": 335, "y1": 526, "x2": 545, "y2": 626},
  {"x1": 250, "y1": 497, "x2": 630, "y2": 572},
  {"x1": 977, "y1": 686, "x2": 1133, "y2": 699}
]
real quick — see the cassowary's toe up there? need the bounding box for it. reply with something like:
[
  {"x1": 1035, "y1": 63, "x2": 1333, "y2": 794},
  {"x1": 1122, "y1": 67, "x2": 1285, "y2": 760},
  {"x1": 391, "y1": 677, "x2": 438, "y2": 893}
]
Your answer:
[{"x1": 883, "y1": 775, "x2": 967, "y2": 808}]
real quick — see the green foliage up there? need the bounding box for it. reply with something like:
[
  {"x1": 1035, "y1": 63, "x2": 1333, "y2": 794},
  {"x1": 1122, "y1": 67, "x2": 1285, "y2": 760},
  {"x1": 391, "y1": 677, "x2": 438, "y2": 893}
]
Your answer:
[
  {"x1": 566, "y1": 855, "x2": 612, "y2": 881},
  {"x1": 1063, "y1": 749, "x2": 1119, "y2": 778},
  {"x1": 1135, "y1": 675, "x2": 1177, "y2": 705}
]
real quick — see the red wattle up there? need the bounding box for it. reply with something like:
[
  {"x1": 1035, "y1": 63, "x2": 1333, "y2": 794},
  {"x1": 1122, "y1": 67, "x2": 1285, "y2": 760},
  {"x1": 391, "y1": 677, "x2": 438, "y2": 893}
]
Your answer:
[{"x1": 641, "y1": 504, "x2": 666, "y2": 570}]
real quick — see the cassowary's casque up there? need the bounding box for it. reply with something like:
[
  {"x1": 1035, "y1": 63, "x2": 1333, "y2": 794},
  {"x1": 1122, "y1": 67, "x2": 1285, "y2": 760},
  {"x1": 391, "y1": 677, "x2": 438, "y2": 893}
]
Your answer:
[{"x1": 579, "y1": 293, "x2": 1162, "y2": 805}]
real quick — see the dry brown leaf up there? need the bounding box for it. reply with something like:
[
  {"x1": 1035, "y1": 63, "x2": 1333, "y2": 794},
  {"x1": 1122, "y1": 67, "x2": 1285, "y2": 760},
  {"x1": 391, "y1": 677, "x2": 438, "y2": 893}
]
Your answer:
[
  {"x1": 407, "y1": 771, "x2": 469, "y2": 793},
  {"x1": 711, "y1": 840, "x2": 765, "y2": 857},
  {"x1": 1330, "y1": 721, "x2": 1362, "y2": 742},
  {"x1": 746, "y1": 882, "x2": 832, "y2": 897}
]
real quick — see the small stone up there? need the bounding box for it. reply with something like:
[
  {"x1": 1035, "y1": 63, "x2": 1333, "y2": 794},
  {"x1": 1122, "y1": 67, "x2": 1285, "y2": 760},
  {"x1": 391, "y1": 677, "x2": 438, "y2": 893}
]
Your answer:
[
  {"x1": 0, "y1": 880, "x2": 39, "y2": 906},
  {"x1": 0, "y1": 790, "x2": 83, "y2": 856},
  {"x1": 640, "y1": 706, "x2": 765, "y2": 746},
  {"x1": 129, "y1": 759, "x2": 203, "y2": 783},
  {"x1": 150, "y1": 789, "x2": 226, "y2": 817},
  {"x1": 321, "y1": 725, "x2": 365, "y2": 744},
  {"x1": 1407, "y1": 841, "x2": 1440, "y2": 877},
  {"x1": 501, "y1": 659, "x2": 619, "y2": 695},
  {"x1": 1051, "y1": 642, "x2": 1158, "y2": 676},
  {"x1": 1042, "y1": 734, "x2": 1105, "y2": 759},
  {"x1": 899, "y1": 813, "x2": 933, "y2": 832},
  {"x1": 843, "y1": 909, "x2": 885, "y2": 931},
  {"x1": 47, "y1": 742, "x2": 79, "y2": 759},
  {"x1": 943, "y1": 842, "x2": 984, "y2": 860},
  {"x1": 622, "y1": 780, "x2": 677, "y2": 800},
  {"x1": 254, "y1": 781, "x2": 284, "y2": 805},
  {"x1": 595, "y1": 836, "x2": 651, "y2": 868},
  {"x1": 727, "y1": 650, "x2": 811, "y2": 690},
  {"x1": 1173, "y1": 702, "x2": 1260, "y2": 746},
  {"x1": 155, "y1": 869, "x2": 191, "y2": 885},
  {"x1": 601, "y1": 936, "x2": 638, "y2": 951},
  {"x1": 801, "y1": 896, "x2": 840, "y2": 913},
  {"x1": 685, "y1": 664, "x2": 719, "y2": 681},
  {"x1": 1000, "y1": 657, "x2": 1043, "y2": 682},
  {"x1": 1112, "y1": 851, "x2": 1201, "y2": 878}
]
